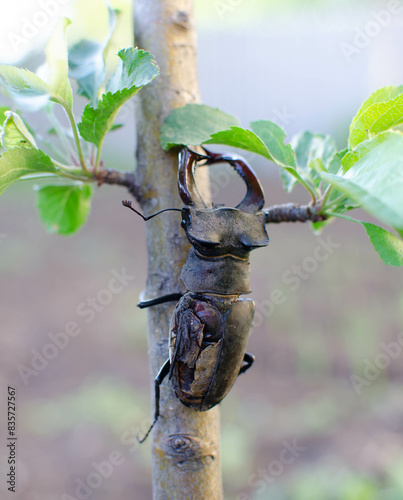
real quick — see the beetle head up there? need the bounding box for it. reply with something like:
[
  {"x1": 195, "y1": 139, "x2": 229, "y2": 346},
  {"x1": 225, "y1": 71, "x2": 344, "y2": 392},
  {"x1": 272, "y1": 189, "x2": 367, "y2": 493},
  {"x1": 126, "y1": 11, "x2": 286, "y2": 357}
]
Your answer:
[
  {"x1": 178, "y1": 147, "x2": 269, "y2": 257},
  {"x1": 181, "y1": 206, "x2": 269, "y2": 258}
]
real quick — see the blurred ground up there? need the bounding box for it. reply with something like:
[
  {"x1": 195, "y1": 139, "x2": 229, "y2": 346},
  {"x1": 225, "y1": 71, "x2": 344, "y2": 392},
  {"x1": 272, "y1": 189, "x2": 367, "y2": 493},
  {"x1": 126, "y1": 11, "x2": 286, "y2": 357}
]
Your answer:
[{"x1": 1, "y1": 1, "x2": 403, "y2": 499}]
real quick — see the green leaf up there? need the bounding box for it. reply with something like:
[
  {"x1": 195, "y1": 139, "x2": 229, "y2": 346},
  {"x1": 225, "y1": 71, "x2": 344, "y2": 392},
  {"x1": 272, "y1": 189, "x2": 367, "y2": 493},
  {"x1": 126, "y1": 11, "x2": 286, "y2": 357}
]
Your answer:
[
  {"x1": 321, "y1": 133, "x2": 403, "y2": 236},
  {"x1": 46, "y1": 17, "x2": 73, "y2": 109},
  {"x1": 248, "y1": 121, "x2": 297, "y2": 192},
  {"x1": 310, "y1": 157, "x2": 327, "y2": 177},
  {"x1": 78, "y1": 48, "x2": 158, "y2": 146},
  {"x1": 328, "y1": 149, "x2": 347, "y2": 174},
  {"x1": 0, "y1": 19, "x2": 73, "y2": 110},
  {"x1": 287, "y1": 131, "x2": 336, "y2": 191},
  {"x1": 352, "y1": 85, "x2": 403, "y2": 125},
  {"x1": 205, "y1": 122, "x2": 313, "y2": 199},
  {"x1": 349, "y1": 91, "x2": 403, "y2": 149},
  {"x1": 0, "y1": 107, "x2": 10, "y2": 119},
  {"x1": 280, "y1": 168, "x2": 296, "y2": 193},
  {"x1": 110, "y1": 123, "x2": 123, "y2": 132},
  {"x1": 69, "y1": 7, "x2": 117, "y2": 105},
  {"x1": 106, "y1": 47, "x2": 159, "y2": 93},
  {"x1": 205, "y1": 127, "x2": 271, "y2": 158},
  {"x1": 311, "y1": 218, "x2": 334, "y2": 234},
  {"x1": 342, "y1": 131, "x2": 399, "y2": 172},
  {"x1": 1, "y1": 111, "x2": 37, "y2": 149},
  {"x1": 293, "y1": 131, "x2": 336, "y2": 171},
  {"x1": 36, "y1": 183, "x2": 92, "y2": 235},
  {"x1": 0, "y1": 148, "x2": 57, "y2": 195},
  {"x1": 78, "y1": 90, "x2": 132, "y2": 146},
  {"x1": 0, "y1": 65, "x2": 50, "y2": 98},
  {"x1": 69, "y1": 39, "x2": 106, "y2": 104},
  {"x1": 250, "y1": 120, "x2": 296, "y2": 168},
  {"x1": 160, "y1": 104, "x2": 240, "y2": 151},
  {"x1": 202, "y1": 121, "x2": 296, "y2": 169},
  {"x1": 322, "y1": 148, "x2": 356, "y2": 211},
  {"x1": 362, "y1": 222, "x2": 403, "y2": 266}
]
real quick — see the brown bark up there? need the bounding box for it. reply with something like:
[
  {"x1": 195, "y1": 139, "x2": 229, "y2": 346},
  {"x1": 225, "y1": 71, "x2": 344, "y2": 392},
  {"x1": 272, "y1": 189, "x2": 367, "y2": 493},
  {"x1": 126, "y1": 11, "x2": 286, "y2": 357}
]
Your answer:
[
  {"x1": 264, "y1": 203, "x2": 327, "y2": 223},
  {"x1": 132, "y1": 1, "x2": 223, "y2": 499}
]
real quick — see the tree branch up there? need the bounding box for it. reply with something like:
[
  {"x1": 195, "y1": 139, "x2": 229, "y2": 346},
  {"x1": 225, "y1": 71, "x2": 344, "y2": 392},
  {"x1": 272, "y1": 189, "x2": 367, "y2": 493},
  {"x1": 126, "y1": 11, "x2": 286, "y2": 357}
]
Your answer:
[
  {"x1": 94, "y1": 168, "x2": 143, "y2": 202},
  {"x1": 264, "y1": 203, "x2": 327, "y2": 224}
]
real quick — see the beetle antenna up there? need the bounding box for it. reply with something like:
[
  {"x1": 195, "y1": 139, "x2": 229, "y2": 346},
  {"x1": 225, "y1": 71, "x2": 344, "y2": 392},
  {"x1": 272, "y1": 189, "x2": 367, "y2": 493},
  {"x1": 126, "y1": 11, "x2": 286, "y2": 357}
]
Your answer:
[
  {"x1": 137, "y1": 417, "x2": 158, "y2": 444},
  {"x1": 122, "y1": 200, "x2": 181, "y2": 221}
]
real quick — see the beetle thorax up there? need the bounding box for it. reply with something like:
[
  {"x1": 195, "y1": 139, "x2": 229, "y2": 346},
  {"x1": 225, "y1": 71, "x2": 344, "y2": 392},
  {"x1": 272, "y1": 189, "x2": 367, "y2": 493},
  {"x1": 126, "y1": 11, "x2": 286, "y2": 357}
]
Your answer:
[{"x1": 180, "y1": 206, "x2": 269, "y2": 295}]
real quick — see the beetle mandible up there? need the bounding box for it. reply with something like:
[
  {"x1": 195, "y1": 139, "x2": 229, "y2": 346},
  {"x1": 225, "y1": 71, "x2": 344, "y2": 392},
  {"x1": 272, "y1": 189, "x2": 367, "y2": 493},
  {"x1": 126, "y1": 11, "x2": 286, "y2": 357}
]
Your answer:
[{"x1": 123, "y1": 146, "x2": 270, "y2": 442}]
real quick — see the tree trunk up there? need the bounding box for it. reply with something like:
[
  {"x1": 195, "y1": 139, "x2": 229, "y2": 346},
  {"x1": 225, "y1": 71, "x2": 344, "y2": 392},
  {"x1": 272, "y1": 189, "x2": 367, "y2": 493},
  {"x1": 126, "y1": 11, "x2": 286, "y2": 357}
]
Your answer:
[{"x1": 133, "y1": 1, "x2": 223, "y2": 499}]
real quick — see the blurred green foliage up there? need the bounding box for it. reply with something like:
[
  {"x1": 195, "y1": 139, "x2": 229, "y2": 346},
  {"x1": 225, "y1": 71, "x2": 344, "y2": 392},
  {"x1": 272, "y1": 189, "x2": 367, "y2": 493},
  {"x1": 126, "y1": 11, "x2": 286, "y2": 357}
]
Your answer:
[{"x1": 195, "y1": 0, "x2": 380, "y2": 25}]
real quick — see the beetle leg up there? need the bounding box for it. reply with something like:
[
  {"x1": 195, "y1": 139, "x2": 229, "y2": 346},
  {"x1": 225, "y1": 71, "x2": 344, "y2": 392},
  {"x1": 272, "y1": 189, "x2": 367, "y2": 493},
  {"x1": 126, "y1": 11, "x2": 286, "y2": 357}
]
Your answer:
[
  {"x1": 238, "y1": 352, "x2": 255, "y2": 375},
  {"x1": 137, "y1": 292, "x2": 184, "y2": 309},
  {"x1": 138, "y1": 358, "x2": 171, "y2": 443}
]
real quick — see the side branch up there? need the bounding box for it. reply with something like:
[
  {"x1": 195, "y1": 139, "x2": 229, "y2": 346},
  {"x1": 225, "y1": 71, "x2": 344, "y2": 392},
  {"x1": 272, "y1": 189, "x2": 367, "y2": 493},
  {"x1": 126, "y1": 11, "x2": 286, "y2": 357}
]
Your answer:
[
  {"x1": 94, "y1": 169, "x2": 142, "y2": 202},
  {"x1": 264, "y1": 203, "x2": 327, "y2": 224}
]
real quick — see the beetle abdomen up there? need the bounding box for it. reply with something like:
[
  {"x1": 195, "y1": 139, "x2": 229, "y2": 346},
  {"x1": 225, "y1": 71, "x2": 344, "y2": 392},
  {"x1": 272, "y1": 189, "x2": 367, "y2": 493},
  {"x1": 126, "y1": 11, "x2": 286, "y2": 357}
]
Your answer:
[{"x1": 169, "y1": 293, "x2": 255, "y2": 411}]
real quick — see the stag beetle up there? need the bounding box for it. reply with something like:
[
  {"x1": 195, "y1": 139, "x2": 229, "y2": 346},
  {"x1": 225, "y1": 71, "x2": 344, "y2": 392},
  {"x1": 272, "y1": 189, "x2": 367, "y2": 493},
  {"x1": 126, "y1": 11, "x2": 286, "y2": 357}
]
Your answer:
[{"x1": 123, "y1": 147, "x2": 270, "y2": 441}]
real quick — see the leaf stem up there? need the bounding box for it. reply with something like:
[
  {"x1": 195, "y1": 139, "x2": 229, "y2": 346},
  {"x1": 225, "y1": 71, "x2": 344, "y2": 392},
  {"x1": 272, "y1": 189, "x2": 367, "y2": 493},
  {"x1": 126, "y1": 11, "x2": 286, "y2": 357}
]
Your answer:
[
  {"x1": 55, "y1": 97, "x2": 89, "y2": 173},
  {"x1": 45, "y1": 104, "x2": 78, "y2": 164},
  {"x1": 323, "y1": 211, "x2": 359, "y2": 223},
  {"x1": 287, "y1": 169, "x2": 317, "y2": 204},
  {"x1": 56, "y1": 162, "x2": 90, "y2": 176},
  {"x1": 323, "y1": 193, "x2": 349, "y2": 209},
  {"x1": 58, "y1": 171, "x2": 92, "y2": 182},
  {"x1": 94, "y1": 144, "x2": 103, "y2": 173},
  {"x1": 319, "y1": 185, "x2": 334, "y2": 210},
  {"x1": 93, "y1": 106, "x2": 121, "y2": 172}
]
